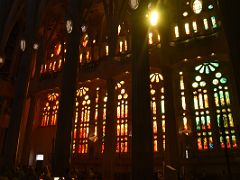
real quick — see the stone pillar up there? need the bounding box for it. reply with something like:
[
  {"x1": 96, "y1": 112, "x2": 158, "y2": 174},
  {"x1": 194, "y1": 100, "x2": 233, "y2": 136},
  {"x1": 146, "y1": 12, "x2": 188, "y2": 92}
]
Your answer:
[
  {"x1": 218, "y1": 1, "x2": 240, "y2": 103},
  {"x1": 20, "y1": 96, "x2": 36, "y2": 165},
  {"x1": 102, "y1": 79, "x2": 116, "y2": 180},
  {"x1": 162, "y1": 68, "x2": 179, "y2": 180},
  {"x1": 52, "y1": 0, "x2": 81, "y2": 176},
  {"x1": 131, "y1": 2, "x2": 154, "y2": 180},
  {"x1": 0, "y1": 0, "x2": 14, "y2": 41},
  {"x1": 2, "y1": 0, "x2": 39, "y2": 167}
]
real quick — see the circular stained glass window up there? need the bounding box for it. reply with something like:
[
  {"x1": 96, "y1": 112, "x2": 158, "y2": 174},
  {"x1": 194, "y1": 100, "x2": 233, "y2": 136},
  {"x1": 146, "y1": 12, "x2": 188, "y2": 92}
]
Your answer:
[
  {"x1": 195, "y1": 75, "x2": 202, "y2": 82},
  {"x1": 192, "y1": 0, "x2": 203, "y2": 14},
  {"x1": 192, "y1": 82, "x2": 198, "y2": 88},
  {"x1": 200, "y1": 81, "x2": 206, "y2": 87},
  {"x1": 215, "y1": 72, "x2": 222, "y2": 78},
  {"x1": 212, "y1": 79, "x2": 219, "y2": 85},
  {"x1": 220, "y1": 77, "x2": 227, "y2": 84}
]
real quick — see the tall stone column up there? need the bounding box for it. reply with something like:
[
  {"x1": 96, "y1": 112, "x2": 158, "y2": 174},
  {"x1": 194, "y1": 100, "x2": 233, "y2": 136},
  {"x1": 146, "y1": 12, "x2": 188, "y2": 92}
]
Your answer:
[
  {"x1": 0, "y1": 0, "x2": 14, "y2": 41},
  {"x1": 102, "y1": 79, "x2": 116, "y2": 180},
  {"x1": 2, "y1": 0, "x2": 39, "y2": 167},
  {"x1": 131, "y1": 2, "x2": 154, "y2": 180},
  {"x1": 52, "y1": 0, "x2": 81, "y2": 177},
  {"x1": 20, "y1": 96, "x2": 36, "y2": 165},
  {"x1": 218, "y1": 1, "x2": 240, "y2": 103},
  {"x1": 162, "y1": 68, "x2": 179, "y2": 180}
]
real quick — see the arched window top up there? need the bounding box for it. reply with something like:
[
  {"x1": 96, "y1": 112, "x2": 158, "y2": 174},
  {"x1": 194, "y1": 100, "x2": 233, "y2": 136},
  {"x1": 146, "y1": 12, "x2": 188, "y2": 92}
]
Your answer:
[
  {"x1": 47, "y1": 92, "x2": 59, "y2": 101},
  {"x1": 81, "y1": 34, "x2": 89, "y2": 48},
  {"x1": 150, "y1": 73, "x2": 164, "y2": 83},
  {"x1": 76, "y1": 87, "x2": 89, "y2": 97},
  {"x1": 195, "y1": 61, "x2": 219, "y2": 74},
  {"x1": 115, "y1": 81, "x2": 125, "y2": 90}
]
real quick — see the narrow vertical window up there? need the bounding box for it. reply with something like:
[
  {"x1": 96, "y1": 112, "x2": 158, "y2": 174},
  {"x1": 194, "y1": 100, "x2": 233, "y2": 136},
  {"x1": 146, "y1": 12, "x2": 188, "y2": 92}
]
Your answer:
[
  {"x1": 185, "y1": 23, "x2": 190, "y2": 35},
  {"x1": 124, "y1": 40, "x2": 128, "y2": 52},
  {"x1": 149, "y1": 32, "x2": 153, "y2": 45},
  {"x1": 174, "y1": 25, "x2": 180, "y2": 38},
  {"x1": 192, "y1": 76, "x2": 213, "y2": 150},
  {"x1": 211, "y1": 16, "x2": 217, "y2": 28},
  {"x1": 105, "y1": 45, "x2": 109, "y2": 56},
  {"x1": 94, "y1": 88, "x2": 100, "y2": 137},
  {"x1": 179, "y1": 72, "x2": 189, "y2": 134},
  {"x1": 203, "y1": 19, "x2": 209, "y2": 30},
  {"x1": 192, "y1": 21, "x2": 198, "y2": 33},
  {"x1": 116, "y1": 81, "x2": 129, "y2": 153},
  {"x1": 150, "y1": 73, "x2": 165, "y2": 152},
  {"x1": 102, "y1": 94, "x2": 107, "y2": 153},
  {"x1": 41, "y1": 93, "x2": 59, "y2": 126},
  {"x1": 73, "y1": 87, "x2": 91, "y2": 154},
  {"x1": 212, "y1": 72, "x2": 237, "y2": 149},
  {"x1": 119, "y1": 41, "x2": 123, "y2": 53}
]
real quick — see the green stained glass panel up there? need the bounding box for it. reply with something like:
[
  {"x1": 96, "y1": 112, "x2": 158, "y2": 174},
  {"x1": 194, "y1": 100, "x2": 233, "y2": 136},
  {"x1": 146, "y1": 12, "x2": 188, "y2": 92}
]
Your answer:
[
  {"x1": 214, "y1": 93, "x2": 219, "y2": 106},
  {"x1": 205, "y1": 66, "x2": 210, "y2": 74},
  {"x1": 215, "y1": 72, "x2": 222, "y2": 78},
  {"x1": 195, "y1": 64, "x2": 203, "y2": 71},
  {"x1": 220, "y1": 77, "x2": 227, "y2": 84},
  {"x1": 196, "y1": 117, "x2": 201, "y2": 130},
  {"x1": 225, "y1": 91, "x2": 230, "y2": 105}
]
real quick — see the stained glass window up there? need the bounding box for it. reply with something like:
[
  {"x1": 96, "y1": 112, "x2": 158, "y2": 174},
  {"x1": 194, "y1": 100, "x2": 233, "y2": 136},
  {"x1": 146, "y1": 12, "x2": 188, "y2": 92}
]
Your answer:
[
  {"x1": 185, "y1": 23, "x2": 190, "y2": 35},
  {"x1": 174, "y1": 25, "x2": 180, "y2": 38},
  {"x1": 191, "y1": 61, "x2": 237, "y2": 150},
  {"x1": 115, "y1": 81, "x2": 129, "y2": 153},
  {"x1": 211, "y1": 16, "x2": 217, "y2": 28},
  {"x1": 150, "y1": 73, "x2": 165, "y2": 152},
  {"x1": 212, "y1": 72, "x2": 237, "y2": 149},
  {"x1": 94, "y1": 88, "x2": 100, "y2": 138},
  {"x1": 179, "y1": 72, "x2": 189, "y2": 134},
  {"x1": 41, "y1": 93, "x2": 59, "y2": 126},
  {"x1": 40, "y1": 42, "x2": 64, "y2": 76},
  {"x1": 195, "y1": 61, "x2": 219, "y2": 74},
  {"x1": 203, "y1": 19, "x2": 209, "y2": 30},
  {"x1": 117, "y1": 23, "x2": 129, "y2": 54},
  {"x1": 192, "y1": 75, "x2": 213, "y2": 150},
  {"x1": 72, "y1": 87, "x2": 91, "y2": 154},
  {"x1": 102, "y1": 94, "x2": 107, "y2": 153},
  {"x1": 192, "y1": 21, "x2": 198, "y2": 33},
  {"x1": 192, "y1": 0, "x2": 203, "y2": 14}
]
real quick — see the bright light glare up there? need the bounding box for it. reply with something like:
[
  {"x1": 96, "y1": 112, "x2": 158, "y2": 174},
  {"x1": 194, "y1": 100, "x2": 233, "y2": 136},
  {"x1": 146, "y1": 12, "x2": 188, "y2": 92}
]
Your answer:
[{"x1": 150, "y1": 10, "x2": 159, "y2": 26}]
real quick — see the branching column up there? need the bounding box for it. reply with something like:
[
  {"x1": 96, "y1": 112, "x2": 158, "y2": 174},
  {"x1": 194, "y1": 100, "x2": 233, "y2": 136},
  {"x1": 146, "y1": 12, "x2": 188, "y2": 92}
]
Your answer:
[
  {"x1": 102, "y1": 79, "x2": 116, "y2": 180},
  {"x1": 162, "y1": 68, "x2": 179, "y2": 180},
  {"x1": 3, "y1": 0, "x2": 39, "y2": 167},
  {"x1": 20, "y1": 96, "x2": 36, "y2": 165},
  {"x1": 131, "y1": 2, "x2": 154, "y2": 180},
  {"x1": 52, "y1": 0, "x2": 81, "y2": 176},
  {"x1": 218, "y1": 1, "x2": 240, "y2": 103}
]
